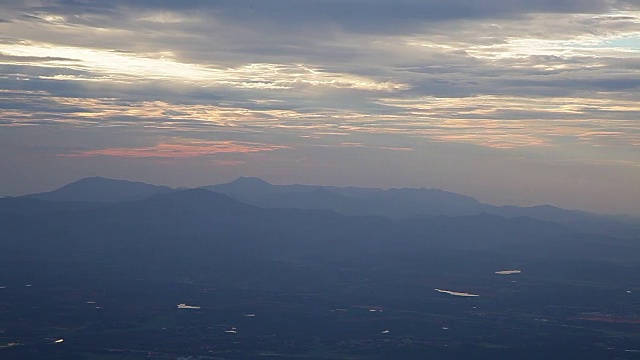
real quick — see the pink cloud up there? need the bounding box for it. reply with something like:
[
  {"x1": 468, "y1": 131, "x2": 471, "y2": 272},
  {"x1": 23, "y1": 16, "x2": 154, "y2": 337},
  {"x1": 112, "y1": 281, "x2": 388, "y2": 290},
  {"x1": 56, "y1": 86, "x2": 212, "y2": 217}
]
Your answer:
[{"x1": 61, "y1": 140, "x2": 288, "y2": 159}]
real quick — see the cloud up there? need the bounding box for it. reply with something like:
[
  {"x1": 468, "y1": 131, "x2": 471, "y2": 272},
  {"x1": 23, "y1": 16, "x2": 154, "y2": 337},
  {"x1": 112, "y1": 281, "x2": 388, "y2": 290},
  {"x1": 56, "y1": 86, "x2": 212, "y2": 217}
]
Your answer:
[
  {"x1": 60, "y1": 139, "x2": 289, "y2": 159},
  {"x1": 314, "y1": 142, "x2": 414, "y2": 152},
  {"x1": 1, "y1": 91, "x2": 638, "y2": 155},
  {"x1": 0, "y1": 42, "x2": 408, "y2": 91},
  {"x1": 1, "y1": 0, "x2": 640, "y2": 214},
  {"x1": 42, "y1": 1, "x2": 636, "y2": 34}
]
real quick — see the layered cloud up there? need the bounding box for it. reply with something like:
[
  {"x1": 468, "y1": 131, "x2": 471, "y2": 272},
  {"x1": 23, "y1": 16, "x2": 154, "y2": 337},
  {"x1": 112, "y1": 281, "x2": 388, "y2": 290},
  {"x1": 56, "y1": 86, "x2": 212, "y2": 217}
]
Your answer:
[
  {"x1": 0, "y1": 43, "x2": 407, "y2": 91},
  {"x1": 1, "y1": 0, "x2": 639, "y2": 213},
  {"x1": 61, "y1": 139, "x2": 288, "y2": 159}
]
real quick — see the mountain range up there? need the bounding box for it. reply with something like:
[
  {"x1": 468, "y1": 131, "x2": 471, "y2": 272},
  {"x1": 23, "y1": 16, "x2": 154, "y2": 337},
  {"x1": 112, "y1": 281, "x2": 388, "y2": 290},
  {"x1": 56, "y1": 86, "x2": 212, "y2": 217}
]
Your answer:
[
  {"x1": 2, "y1": 176, "x2": 639, "y2": 265},
  {"x1": 11, "y1": 176, "x2": 638, "y2": 239}
]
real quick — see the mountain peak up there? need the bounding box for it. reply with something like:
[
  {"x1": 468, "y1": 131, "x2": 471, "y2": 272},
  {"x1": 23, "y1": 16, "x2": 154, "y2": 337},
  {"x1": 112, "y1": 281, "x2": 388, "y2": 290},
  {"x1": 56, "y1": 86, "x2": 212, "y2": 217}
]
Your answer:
[
  {"x1": 24, "y1": 177, "x2": 173, "y2": 203},
  {"x1": 68, "y1": 176, "x2": 138, "y2": 186},
  {"x1": 229, "y1": 177, "x2": 273, "y2": 187}
]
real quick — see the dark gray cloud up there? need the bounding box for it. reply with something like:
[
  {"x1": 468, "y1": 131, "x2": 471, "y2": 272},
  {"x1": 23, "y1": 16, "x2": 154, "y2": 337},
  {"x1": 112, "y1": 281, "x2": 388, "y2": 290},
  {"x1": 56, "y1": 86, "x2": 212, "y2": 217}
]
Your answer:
[{"x1": 10, "y1": 0, "x2": 638, "y2": 36}]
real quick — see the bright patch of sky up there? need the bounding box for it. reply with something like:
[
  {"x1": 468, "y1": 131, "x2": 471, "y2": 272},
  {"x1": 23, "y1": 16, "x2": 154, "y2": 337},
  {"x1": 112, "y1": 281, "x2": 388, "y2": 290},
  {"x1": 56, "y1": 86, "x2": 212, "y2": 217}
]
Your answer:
[{"x1": 602, "y1": 35, "x2": 640, "y2": 51}]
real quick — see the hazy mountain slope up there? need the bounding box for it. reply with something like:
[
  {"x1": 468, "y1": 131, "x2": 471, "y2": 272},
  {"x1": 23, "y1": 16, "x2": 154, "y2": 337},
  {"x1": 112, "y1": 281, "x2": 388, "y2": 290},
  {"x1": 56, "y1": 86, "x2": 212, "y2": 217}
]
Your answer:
[
  {"x1": 23, "y1": 176, "x2": 174, "y2": 202},
  {"x1": 206, "y1": 178, "x2": 640, "y2": 238},
  {"x1": 3, "y1": 188, "x2": 638, "y2": 266},
  {"x1": 483, "y1": 204, "x2": 640, "y2": 239},
  {"x1": 206, "y1": 178, "x2": 485, "y2": 217}
]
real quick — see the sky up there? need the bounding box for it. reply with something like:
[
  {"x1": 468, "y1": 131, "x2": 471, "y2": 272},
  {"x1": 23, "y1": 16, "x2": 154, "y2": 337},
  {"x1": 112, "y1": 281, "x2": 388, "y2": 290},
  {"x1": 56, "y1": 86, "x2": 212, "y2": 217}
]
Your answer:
[{"x1": 1, "y1": 0, "x2": 639, "y2": 215}]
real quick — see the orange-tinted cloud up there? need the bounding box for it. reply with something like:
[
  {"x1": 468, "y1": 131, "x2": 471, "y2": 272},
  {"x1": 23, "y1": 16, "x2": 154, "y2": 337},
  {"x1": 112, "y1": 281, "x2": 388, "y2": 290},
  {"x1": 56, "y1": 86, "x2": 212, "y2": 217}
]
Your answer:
[{"x1": 61, "y1": 140, "x2": 288, "y2": 159}]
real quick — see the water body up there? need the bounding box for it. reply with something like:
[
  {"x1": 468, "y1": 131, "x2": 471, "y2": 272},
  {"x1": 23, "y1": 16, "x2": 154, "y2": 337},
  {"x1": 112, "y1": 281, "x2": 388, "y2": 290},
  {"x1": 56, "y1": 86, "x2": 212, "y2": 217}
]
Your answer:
[
  {"x1": 434, "y1": 289, "x2": 479, "y2": 297},
  {"x1": 177, "y1": 303, "x2": 201, "y2": 309},
  {"x1": 495, "y1": 270, "x2": 522, "y2": 275}
]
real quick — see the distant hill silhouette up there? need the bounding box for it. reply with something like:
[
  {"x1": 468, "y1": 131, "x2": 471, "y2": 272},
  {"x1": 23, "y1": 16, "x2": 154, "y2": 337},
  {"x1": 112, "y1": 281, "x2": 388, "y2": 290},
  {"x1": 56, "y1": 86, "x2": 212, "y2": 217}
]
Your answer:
[
  {"x1": 205, "y1": 178, "x2": 640, "y2": 239},
  {"x1": 206, "y1": 178, "x2": 486, "y2": 217},
  {"x1": 23, "y1": 176, "x2": 174, "y2": 202}
]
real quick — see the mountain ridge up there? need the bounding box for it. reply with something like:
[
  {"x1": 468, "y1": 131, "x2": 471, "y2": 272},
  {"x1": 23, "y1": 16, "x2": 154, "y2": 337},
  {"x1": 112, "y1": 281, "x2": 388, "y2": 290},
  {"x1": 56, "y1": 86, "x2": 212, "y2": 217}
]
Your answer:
[
  {"x1": 4, "y1": 186, "x2": 639, "y2": 265},
  {"x1": 10, "y1": 176, "x2": 640, "y2": 239},
  {"x1": 205, "y1": 177, "x2": 640, "y2": 239},
  {"x1": 22, "y1": 176, "x2": 175, "y2": 203}
]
